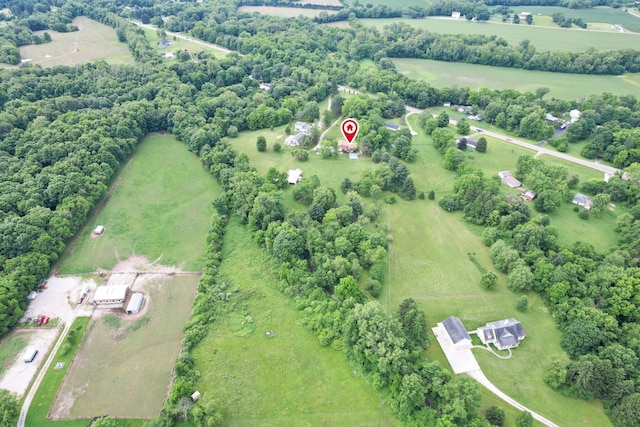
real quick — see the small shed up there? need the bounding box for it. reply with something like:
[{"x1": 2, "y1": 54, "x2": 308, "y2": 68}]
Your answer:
[
  {"x1": 287, "y1": 169, "x2": 303, "y2": 185},
  {"x1": 191, "y1": 391, "x2": 201, "y2": 402},
  {"x1": 126, "y1": 293, "x2": 144, "y2": 314},
  {"x1": 94, "y1": 225, "x2": 105, "y2": 235},
  {"x1": 523, "y1": 190, "x2": 537, "y2": 201}
]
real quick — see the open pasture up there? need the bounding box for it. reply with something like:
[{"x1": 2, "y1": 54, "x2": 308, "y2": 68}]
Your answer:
[
  {"x1": 297, "y1": 0, "x2": 342, "y2": 6},
  {"x1": 238, "y1": 6, "x2": 338, "y2": 18},
  {"x1": 193, "y1": 221, "x2": 400, "y2": 427},
  {"x1": 344, "y1": 0, "x2": 427, "y2": 6},
  {"x1": 392, "y1": 58, "x2": 640, "y2": 100},
  {"x1": 511, "y1": 6, "x2": 640, "y2": 33},
  {"x1": 59, "y1": 133, "x2": 218, "y2": 274},
  {"x1": 19, "y1": 16, "x2": 133, "y2": 67},
  {"x1": 51, "y1": 275, "x2": 198, "y2": 419},
  {"x1": 360, "y1": 17, "x2": 640, "y2": 52},
  {"x1": 391, "y1": 116, "x2": 613, "y2": 426}
]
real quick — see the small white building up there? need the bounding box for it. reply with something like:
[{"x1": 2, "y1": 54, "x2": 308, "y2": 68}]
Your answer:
[
  {"x1": 570, "y1": 109, "x2": 581, "y2": 123},
  {"x1": 94, "y1": 225, "x2": 105, "y2": 235},
  {"x1": 126, "y1": 293, "x2": 144, "y2": 314},
  {"x1": 451, "y1": 11, "x2": 461, "y2": 19},
  {"x1": 287, "y1": 169, "x2": 303, "y2": 185}
]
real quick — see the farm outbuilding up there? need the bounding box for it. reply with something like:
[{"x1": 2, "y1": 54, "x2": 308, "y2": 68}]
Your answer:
[
  {"x1": 126, "y1": 293, "x2": 144, "y2": 314},
  {"x1": 93, "y1": 285, "x2": 131, "y2": 307}
]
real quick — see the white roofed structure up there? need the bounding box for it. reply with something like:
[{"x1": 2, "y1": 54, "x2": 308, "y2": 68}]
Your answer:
[
  {"x1": 93, "y1": 285, "x2": 131, "y2": 307},
  {"x1": 126, "y1": 293, "x2": 144, "y2": 314}
]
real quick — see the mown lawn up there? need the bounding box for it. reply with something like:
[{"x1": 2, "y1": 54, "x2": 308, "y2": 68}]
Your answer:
[
  {"x1": 59, "y1": 133, "x2": 219, "y2": 273},
  {"x1": 237, "y1": 6, "x2": 338, "y2": 18},
  {"x1": 0, "y1": 329, "x2": 34, "y2": 375},
  {"x1": 392, "y1": 58, "x2": 640, "y2": 100},
  {"x1": 511, "y1": 6, "x2": 640, "y2": 33},
  {"x1": 360, "y1": 17, "x2": 640, "y2": 52},
  {"x1": 192, "y1": 221, "x2": 400, "y2": 427}
]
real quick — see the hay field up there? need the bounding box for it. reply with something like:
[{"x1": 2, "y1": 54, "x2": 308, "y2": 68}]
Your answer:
[
  {"x1": 361, "y1": 17, "x2": 640, "y2": 52},
  {"x1": 393, "y1": 58, "x2": 640, "y2": 100},
  {"x1": 51, "y1": 275, "x2": 198, "y2": 419},
  {"x1": 297, "y1": 0, "x2": 342, "y2": 6},
  {"x1": 19, "y1": 16, "x2": 133, "y2": 67}
]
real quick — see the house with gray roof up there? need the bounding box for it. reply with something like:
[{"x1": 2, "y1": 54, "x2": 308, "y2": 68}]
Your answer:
[
  {"x1": 572, "y1": 193, "x2": 592, "y2": 210},
  {"x1": 295, "y1": 121, "x2": 312, "y2": 134},
  {"x1": 442, "y1": 316, "x2": 472, "y2": 348},
  {"x1": 498, "y1": 171, "x2": 522, "y2": 188},
  {"x1": 285, "y1": 132, "x2": 305, "y2": 147},
  {"x1": 477, "y1": 318, "x2": 526, "y2": 350}
]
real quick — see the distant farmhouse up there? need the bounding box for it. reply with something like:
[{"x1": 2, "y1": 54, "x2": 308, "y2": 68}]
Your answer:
[
  {"x1": 158, "y1": 39, "x2": 173, "y2": 49},
  {"x1": 573, "y1": 193, "x2": 592, "y2": 209},
  {"x1": 285, "y1": 122, "x2": 313, "y2": 147},
  {"x1": 385, "y1": 122, "x2": 400, "y2": 131},
  {"x1": 498, "y1": 171, "x2": 521, "y2": 188},
  {"x1": 477, "y1": 319, "x2": 526, "y2": 350}
]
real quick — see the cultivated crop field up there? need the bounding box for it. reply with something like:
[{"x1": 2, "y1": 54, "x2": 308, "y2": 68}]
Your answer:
[
  {"x1": 360, "y1": 17, "x2": 640, "y2": 52},
  {"x1": 19, "y1": 16, "x2": 133, "y2": 67},
  {"x1": 59, "y1": 133, "x2": 218, "y2": 274},
  {"x1": 393, "y1": 58, "x2": 640, "y2": 100},
  {"x1": 238, "y1": 6, "x2": 338, "y2": 18},
  {"x1": 51, "y1": 275, "x2": 198, "y2": 419},
  {"x1": 192, "y1": 221, "x2": 400, "y2": 427}
]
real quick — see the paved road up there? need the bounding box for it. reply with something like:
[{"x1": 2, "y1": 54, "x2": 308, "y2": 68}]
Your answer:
[{"x1": 133, "y1": 22, "x2": 234, "y2": 55}]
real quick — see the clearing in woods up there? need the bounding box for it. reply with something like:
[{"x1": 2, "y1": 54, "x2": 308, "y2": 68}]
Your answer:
[
  {"x1": 50, "y1": 266, "x2": 199, "y2": 419},
  {"x1": 18, "y1": 16, "x2": 133, "y2": 67},
  {"x1": 237, "y1": 6, "x2": 338, "y2": 17}
]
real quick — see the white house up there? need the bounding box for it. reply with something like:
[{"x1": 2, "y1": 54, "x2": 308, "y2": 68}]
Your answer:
[{"x1": 477, "y1": 319, "x2": 526, "y2": 350}]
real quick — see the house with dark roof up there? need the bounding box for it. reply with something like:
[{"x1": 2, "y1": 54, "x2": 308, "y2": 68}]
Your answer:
[
  {"x1": 498, "y1": 171, "x2": 522, "y2": 188},
  {"x1": 442, "y1": 316, "x2": 472, "y2": 348},
  {"x1": 477, "y1": 318, "x2": 526, "y2": 350},
  {"x1": 385, "y1": 122, "x2": 400, "y2": 131},
  {"x1": 572, "y1": 193, "x2": 592, "y2": 209}
]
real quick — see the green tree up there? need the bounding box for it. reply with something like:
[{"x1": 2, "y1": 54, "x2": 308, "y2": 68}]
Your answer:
[
  {"x1": 396, "y1": 298, "x2": 430, "y2": 351},
  {"x1": 544, "y1": 356, "x2": 568, "y2": 389},
  {"x1": 516, "y1": 411, "x2": 533, "y2": 427},
  {"x1": 256, "y1": 136, "x2": 267, "y2": 152},
  {"x1": 508, "y1": 264, "x2": 534, "y2": 292},
  {"x1": 443, "y1": 147, "x2": 466, "y2": 171},
  {"x1": 428, "y1": 190, "x2": 435, "y2": 200},
  {"x1": 437, "y1": 111, "x2": 450, "y2": 128},
  {"x1": 457, "y1": 118, "x2": 470, "y2": 135},
  {"x1": 591, "y1": 193, "x2": 611, "y2": 217},
  {"x1": 516, "y1": 295, "x2": 529, "y2": 312},
  {"x1": 439, "y1": 376, "x2": 483, "y2": 424},
  {"x1": 0, "y1": 389, "x2": 18, "y2": 426},
  {"x1": 561, "y1": 320, "x2": 603, "y2": 359},
  {"x1": 400, "y1": 177, "x2": 416, "y2": 200},
  {"x1": 335, "y1": 276, "x2": 366, "y2": 303},
  {"x1": 273, "y1": 142, "x2": 282, "y2": 153},
  {"x1": 476, "y1": 137, "x2": 487, "y2": 153},
  {"x1": 485, "y1": 405, "x2": 505, "y2": 426},
  {"x1": 481, "y1": 271, "x2": 498, "y2": 290},
  {"x1": 92, "y1": 417, "x2": 121, "y2": 427},
  {"x1": 190, "y1": 394, "x2": 224, "y2": 427},
  {"x1": 432, "y1": 128, "x2": 454, "y2": 154},
  {"x1": 611, "y1": 393, "x2": 640, "y2": 427}
]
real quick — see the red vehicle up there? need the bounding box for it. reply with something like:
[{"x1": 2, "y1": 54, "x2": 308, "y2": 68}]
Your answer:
[
  {"x1": 43, "y1": 316, "x2": 50, "y2": 325},
  {"x1": 36, "y1": 315, "x2": 45, "y2": 326}
]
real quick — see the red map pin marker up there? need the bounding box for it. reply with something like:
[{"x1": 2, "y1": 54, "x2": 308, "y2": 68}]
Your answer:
[{"x1": 341, "y1": 118, "x2": 359, "y2": 144}]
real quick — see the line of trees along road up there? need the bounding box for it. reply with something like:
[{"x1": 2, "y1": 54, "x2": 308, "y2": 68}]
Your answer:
[{"x1": 1, "y1": 0, "x2": 640, "y2": 425}]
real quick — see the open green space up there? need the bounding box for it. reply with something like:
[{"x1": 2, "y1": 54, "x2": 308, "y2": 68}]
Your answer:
[
  {"x1": 344, "y1": 0, "x2": 427, "y2": 6},
  {"x1": 0, "y1": 329, "x2": 35, "y2": 374},
  {"x1": 360, "y1": 17, "x2": 640, "y2": 52},
  {"x1": 19, "y1": 16, "x2": 133, "y2": 68},
  {"x1": 510, "y1": 6, "x2": 640, "y2": 33},
  {"x1": 390, "y1": 117, "x2": 613, "y2": 426},
  {"x1": 193, "y1": 221, "x2": 400, "y2": 427},
  {"x1": 392, "y1": 58, "x2": 640, "y2": 100},
  {"x1": 59, "y1": 132, "x2": 219, "y2": 274},
  {"x1": 140, "y1": 26, "x2": 227, "y2": 59},
  {"x1": 52, "y1": 275, "x2": 199, "y2": 419}
]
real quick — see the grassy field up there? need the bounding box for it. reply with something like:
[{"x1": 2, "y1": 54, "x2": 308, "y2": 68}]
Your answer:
[
  {"x1": 51, "y1": 275, "x2": 198, "y2": 419},
  {"x1": 360, "y1": 17, "x2": 640, "y2": 52},
  {"x1": 59, "y1": 133, "x2": 218, "y2": 274},
  {"x1": 19, "y1": 16, "x2": 133, "y2": 68},
  {"x1": 512, "y1": 6, "x2": 640, "y2": 33},
  {"x1": 392, "y1": 58, "x2": 640, "y2": 100},
  {"x1": 238, "y1": 6, "x2": 338, "y2": 18},
  {"x1": 344, "y1": 0, "x2": 427, "y2": 6},
  {"x1": 140, "y1": 27, "x2": 227, "y2": 60},
  {"x1": 192, "y1": 221, "x2": 400, "y2": 427},
  {"x1": 0, "y1": 329, "x2": 36, "y2": 374},
  {"x1": 389, "y1": 117, "x2": 613, "y2": 426}
]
